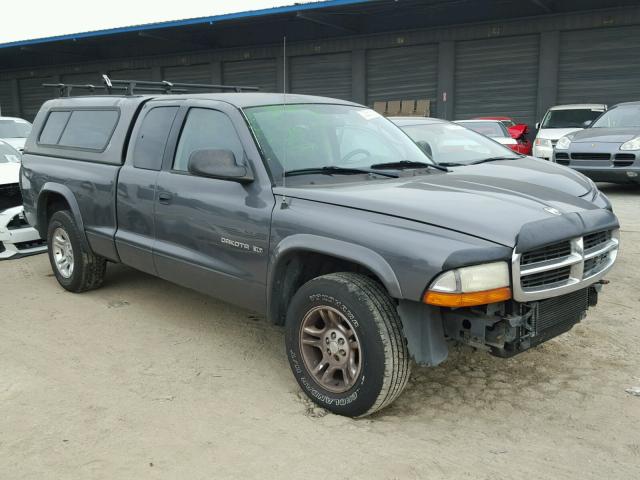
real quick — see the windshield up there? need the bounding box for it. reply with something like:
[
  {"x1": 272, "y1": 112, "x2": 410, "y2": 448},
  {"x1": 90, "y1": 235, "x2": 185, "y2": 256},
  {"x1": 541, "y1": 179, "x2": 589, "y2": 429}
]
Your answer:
[
  {"x1": 591, "y1": 105, "x2": 640, "y2": 128},
  {"x1": 541, "y1": 108, "x2": 604, "y2": 128},
  {"x1": 0, "y1": 142, "x2": 21, "y2": 163},
  {"x1": 456, "y1": 121, "x2": 508, "y2": 138},
  {"x1": 401, "y1": 122, "x2": 518, "y2": 166},
  {"x1": 0, "y1": 119, "x2": 31, "y2": 138},
  {"x1": 243, "y1": 104, "x2": 433, "y2": 184}
]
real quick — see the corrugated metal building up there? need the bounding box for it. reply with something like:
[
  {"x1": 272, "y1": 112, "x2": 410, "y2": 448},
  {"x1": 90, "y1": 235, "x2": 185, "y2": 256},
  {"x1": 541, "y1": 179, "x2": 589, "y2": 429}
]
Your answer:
[{"x1": 1, "y1": 0, "x2": 639, "y2": 129}]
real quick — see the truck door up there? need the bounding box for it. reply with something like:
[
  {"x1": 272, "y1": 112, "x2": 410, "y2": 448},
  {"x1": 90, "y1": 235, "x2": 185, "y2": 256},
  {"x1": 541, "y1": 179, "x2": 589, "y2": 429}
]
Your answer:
[
  {"x1": 153, "y1": 100, "x2": 275, "y2": 313},
  {"x1": 115, "y1": 101, "x2": 180, "y2": 274}
]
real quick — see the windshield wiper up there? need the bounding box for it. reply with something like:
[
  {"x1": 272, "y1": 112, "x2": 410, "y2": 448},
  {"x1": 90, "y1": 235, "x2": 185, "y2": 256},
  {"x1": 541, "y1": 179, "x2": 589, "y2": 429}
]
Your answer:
[
  {"x1": 469, "y1": 155, "x2": 523, "y2": 165},
  {"x1": 437, "y1": 162, "x2": 466, "y2": 167},
  {"x1": 284, "y1": 166, "x2": 399, "y2": 178},
  {"x1": 369, "y1": 160, "x2": 449, "y2": 172}
]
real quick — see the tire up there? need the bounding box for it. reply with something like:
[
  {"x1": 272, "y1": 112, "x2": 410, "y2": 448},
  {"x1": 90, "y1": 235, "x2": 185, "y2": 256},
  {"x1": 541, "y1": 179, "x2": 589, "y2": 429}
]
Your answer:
[
  {"x1": 285, "y1": 272, "x2": 411, "y2": 417},
  {"x1": 47, "y1": 210, "x2": 107, "y2": 293}
]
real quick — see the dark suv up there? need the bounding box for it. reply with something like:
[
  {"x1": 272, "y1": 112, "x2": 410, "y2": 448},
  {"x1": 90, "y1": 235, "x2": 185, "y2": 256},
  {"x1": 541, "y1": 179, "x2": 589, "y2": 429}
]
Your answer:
[{"x1": 20, "y1": 83, "x2": 619, "y2": 417}]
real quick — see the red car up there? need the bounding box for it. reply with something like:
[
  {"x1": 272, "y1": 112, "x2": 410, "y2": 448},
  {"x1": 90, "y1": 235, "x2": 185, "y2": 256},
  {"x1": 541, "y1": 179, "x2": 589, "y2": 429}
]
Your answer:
[{"x1": 475, "y1": 116, "x2": 532, "y2": 155}]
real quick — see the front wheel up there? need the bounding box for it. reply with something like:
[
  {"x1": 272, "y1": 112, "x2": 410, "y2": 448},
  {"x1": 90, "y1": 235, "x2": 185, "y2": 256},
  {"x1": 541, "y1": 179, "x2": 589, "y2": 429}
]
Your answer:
[{"x1": 285, "y1": 272, "x2": 410, "y2": 417}]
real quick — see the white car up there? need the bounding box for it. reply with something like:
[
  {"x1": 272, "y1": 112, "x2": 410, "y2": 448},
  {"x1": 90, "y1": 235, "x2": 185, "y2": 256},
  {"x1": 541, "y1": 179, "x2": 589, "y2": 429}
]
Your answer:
[
  {"x1": 0, "y1": 140, "x2": 46, "y2": 259},
  {"x1": 533, "y1": 104, "x2": 607, "y2": 160},
  {"x1": 0, "y1": 116, "x2": 33, "y2": 152},
  {"x1": 454, "y1": 119, "x2": 519, "y2": 152}
]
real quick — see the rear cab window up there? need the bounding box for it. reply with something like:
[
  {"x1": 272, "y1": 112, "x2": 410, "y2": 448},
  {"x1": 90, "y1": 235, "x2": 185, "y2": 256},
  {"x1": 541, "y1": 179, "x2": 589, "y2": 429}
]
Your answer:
[{"x1": 38, "y1": 109, "x2": 119, "y2": 151}]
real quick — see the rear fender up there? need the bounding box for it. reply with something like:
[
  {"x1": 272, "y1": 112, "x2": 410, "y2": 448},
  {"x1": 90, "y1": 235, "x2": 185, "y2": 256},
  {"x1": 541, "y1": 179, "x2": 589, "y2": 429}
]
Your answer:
[{"x1": 37, "y1": 183, "x2": 90, "y2": 250}]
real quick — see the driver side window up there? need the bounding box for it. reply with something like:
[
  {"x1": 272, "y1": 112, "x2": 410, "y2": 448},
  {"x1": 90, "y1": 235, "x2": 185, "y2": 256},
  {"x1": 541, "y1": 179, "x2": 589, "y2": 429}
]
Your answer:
[{"x1": 173, "y1": 108, "x2": 244, "y2": 172}]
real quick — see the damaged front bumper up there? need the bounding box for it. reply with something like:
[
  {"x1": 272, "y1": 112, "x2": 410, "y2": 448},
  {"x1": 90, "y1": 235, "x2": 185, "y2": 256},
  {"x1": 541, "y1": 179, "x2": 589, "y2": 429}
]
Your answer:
[
  {"x1": 442, "y1": 285, "x2": 600, "y2": 357},
  {"x1": 0, "y1": 206, "x2": 47, "y2": 260}
]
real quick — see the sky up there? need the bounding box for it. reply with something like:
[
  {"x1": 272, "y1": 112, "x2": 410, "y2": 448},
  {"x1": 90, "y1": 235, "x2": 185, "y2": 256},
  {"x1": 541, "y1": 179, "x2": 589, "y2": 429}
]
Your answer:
[{"x1": 0, "y1": 0, "x2": 318, "y2": 44}]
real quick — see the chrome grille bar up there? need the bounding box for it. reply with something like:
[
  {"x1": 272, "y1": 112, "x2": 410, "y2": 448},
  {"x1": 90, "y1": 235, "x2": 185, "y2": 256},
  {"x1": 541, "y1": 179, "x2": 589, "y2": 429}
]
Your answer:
[{"x1": 512, "y1": 230, "x2": 619, "y2": 302}]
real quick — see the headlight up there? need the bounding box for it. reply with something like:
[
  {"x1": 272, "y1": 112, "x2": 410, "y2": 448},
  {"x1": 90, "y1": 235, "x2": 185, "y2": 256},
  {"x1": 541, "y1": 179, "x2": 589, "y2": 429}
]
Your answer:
[
  {"x1": 555, "y1": 136, "x2": 572, "y2": 150},
  {"x1": 535, "y1": 138, "x2": 552, "y2": 147},
  {"x1": 620, "y1": 136, "x2": 640, "y2": 151},
  {"x1": 423, "y1": 261, "x2": 511, "y2": 307}
]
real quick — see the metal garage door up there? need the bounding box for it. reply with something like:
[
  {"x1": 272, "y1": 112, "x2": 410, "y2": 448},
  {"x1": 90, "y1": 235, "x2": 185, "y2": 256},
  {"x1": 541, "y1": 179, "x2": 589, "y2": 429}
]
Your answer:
[
  {"x1": 163, "y1": 64, "x2": 212, "y2": 84},
  {"x1": 290, "y1": 53, "x2": 352, "y2": 100},
  {"x1": 367, "y1": 44, "x2": 438, "y2": 114},
  {"x1": 223, "y1": 59, "x2": 277, "y2": 92},
  {"x1": 61, "y1": 72, "x2": 102, "y2": 85},
  {"x1": 61, "y1": 72, "x2": 103, "y2": 96},
  {"x1": 19, "y1": 76, "x2": 55, "y2": 121},
  {"x1": 0, "y1": 80, "x2": 16, "y2": 117},
  {"x1": 454, "y1": 35, "x2": 539, "y2": 126},
  {"x1": 558, "y1": 26, "x2": 640, "y2": 106},
  {"x1": 108, "y1": 68, "x2": 153, "y2": 81}
]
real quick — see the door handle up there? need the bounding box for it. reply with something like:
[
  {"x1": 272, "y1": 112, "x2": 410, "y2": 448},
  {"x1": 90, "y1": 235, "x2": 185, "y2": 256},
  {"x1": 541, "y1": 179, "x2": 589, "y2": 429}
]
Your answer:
[{"x1": 158, "y1": 192, "x2": 173, "y2": 204}]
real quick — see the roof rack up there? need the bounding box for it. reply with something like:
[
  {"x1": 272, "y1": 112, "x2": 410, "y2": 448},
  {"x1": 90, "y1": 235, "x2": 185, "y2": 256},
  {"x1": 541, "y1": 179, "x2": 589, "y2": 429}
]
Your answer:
[{"x1": 43, "y1": 74, "x2": 259, "y2": 97}]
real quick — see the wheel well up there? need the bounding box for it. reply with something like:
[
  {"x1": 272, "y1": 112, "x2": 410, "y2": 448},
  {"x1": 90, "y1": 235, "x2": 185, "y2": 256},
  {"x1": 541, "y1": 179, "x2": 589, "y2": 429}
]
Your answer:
[
  {"x1": 38, "y1": 192, "x2": 71, "y2": 237},
  {"x1": 269, "y1": 251, "x2": 389, "y2": 325}
]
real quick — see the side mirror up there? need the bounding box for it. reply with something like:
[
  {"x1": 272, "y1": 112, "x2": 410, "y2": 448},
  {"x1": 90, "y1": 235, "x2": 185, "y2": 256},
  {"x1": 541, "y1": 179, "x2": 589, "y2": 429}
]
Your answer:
[
  {"x1": 582, "y1": 120, "x2": 593, "y2": 128},
  {"x1": 188, "y1": 149, "x2": 254, "y2": 184},
  {"x1": 535, "y1": 122, "x2": 540, "y2": 129}
]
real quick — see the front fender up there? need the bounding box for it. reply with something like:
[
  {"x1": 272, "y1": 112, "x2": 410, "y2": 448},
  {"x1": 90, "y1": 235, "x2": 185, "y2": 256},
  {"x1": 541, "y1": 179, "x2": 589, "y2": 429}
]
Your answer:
[{"x1": 270, "y1": 233, "x2": 403, "y2": 298}]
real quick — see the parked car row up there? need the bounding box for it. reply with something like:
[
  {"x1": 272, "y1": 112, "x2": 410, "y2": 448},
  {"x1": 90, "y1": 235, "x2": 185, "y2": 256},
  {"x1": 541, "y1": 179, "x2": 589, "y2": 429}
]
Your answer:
[{"x1": 453, "y1": 101, "x2": 640, "y2": 186}]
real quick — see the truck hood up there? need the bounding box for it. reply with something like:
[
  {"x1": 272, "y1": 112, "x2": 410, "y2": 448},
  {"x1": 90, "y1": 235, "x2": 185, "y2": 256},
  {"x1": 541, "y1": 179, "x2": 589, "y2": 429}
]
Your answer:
[
  {"x1": 276, "y1": 159, "x2": 598, "y2": 247},
  {"x1": 570, "y1": 127, "x2": 640, "y2": 143},
  {"x1": 536, "y1": 127, "x2": 582, "y2": 140},
  {"x1": 0, "y1": 162, "x2": 20, "y2": 185}
]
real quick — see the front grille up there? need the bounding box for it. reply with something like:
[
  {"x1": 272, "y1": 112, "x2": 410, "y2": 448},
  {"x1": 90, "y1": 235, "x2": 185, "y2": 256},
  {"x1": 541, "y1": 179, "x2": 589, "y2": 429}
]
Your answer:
[
  {"x1": 555, "y1": 152, "x2": 569, "y2": 159},
  {"x1": 513, "y1": 229, "x2": 618, "y2": 301},
  {"x1": 0, "y1": 183, "x2": 22, "y2": 211},
  {"x1": 584, "y1": 253, "x2": 610, "y2": 276},
  {"x1": 522, "y1": 265, "x2": 571, "y2": 289},
  {"x1": 531, "y1": 288, "x2": 589, "y2": 345},
  {"x1": 521, "y1": 240, "x2": 571, "y2": 266},
  {"x1": 613, "y1": 153, "x2": 635, "y2": 167},
  {"x1": 570, "y1": 153, "x2": 611, "y2": 161},
  {"x1": 584, "y1": 230, "x2": 611, "y2": 251}
]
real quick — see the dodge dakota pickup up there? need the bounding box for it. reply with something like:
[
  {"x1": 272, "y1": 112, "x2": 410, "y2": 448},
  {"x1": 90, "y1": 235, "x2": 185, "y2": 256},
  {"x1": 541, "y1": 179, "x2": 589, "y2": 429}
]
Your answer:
[{"x1": 21, "y1": 86, "x2": 619, "y2": 417}]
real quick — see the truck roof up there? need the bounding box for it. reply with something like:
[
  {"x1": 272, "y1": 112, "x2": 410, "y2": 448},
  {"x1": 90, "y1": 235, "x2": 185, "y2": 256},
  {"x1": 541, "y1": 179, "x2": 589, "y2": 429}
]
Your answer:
[{"x1": 42, "y1": 92, "x2": 360, "y2": 109}]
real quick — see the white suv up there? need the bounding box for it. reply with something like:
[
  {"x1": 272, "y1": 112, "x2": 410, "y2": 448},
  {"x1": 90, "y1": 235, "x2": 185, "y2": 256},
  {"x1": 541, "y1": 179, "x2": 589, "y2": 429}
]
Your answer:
[{"x1": 533, "y1": 104, "x2": 606, "y2": 160}]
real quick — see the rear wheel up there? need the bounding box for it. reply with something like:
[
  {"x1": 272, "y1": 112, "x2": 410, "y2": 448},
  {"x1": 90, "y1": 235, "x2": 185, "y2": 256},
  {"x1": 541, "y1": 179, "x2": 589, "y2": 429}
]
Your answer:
[
  {"x1": 285, "y1": 272, "x2": 410, "y2": 417},
  {"x1": 47, "y1": 210, "x2": 106, "y2": 292}
]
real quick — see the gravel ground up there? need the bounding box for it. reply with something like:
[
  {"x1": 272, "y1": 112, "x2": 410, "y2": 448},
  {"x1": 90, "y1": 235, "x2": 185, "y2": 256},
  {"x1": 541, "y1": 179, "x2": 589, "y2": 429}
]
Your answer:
[{"x1": 1, "y1": 183, "x2": 639, "y2": 479}]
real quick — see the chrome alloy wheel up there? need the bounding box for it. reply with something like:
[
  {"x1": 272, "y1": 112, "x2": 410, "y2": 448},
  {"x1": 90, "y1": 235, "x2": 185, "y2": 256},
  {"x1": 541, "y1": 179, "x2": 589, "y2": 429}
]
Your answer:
[
  {"x1": 52, "y1": 227, "x2": 74, "y2": 278},
  {"x1": 299, "y1": 306, "x2": 362, "y2": 393}
]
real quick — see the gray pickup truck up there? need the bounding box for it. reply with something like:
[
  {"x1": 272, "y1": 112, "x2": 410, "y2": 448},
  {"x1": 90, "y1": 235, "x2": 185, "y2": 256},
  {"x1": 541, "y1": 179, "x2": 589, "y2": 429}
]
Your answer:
[{"x1": 21, "y1": 86, "x2": 620, "y2": 417}]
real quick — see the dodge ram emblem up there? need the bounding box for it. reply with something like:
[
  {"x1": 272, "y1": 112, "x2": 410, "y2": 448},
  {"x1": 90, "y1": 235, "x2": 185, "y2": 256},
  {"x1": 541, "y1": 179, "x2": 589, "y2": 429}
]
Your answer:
[{"x1": 544, "y1": 206, "x2": 562, "y2": 216}]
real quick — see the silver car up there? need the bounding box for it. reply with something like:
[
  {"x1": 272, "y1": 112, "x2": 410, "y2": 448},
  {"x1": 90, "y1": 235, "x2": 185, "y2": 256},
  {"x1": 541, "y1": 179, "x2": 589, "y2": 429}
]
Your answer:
[{"x1": 553, "y1": 101, "x2": 640, "y2": 184}]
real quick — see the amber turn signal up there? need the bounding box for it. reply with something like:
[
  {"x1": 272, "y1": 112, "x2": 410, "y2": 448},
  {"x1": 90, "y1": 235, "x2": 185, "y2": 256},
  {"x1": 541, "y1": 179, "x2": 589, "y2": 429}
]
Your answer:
[{"x1": 423, "y1": 286, "x2": 512, "y2": 307}]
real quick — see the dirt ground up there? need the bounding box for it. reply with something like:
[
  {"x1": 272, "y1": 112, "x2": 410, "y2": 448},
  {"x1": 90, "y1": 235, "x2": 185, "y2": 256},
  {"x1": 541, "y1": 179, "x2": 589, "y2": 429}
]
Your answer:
[{"x1": 1, "y1": 184, "x2": 639, "y2": 480}]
